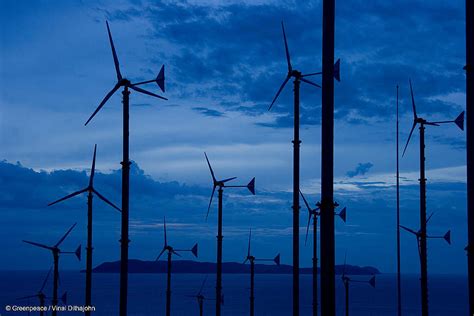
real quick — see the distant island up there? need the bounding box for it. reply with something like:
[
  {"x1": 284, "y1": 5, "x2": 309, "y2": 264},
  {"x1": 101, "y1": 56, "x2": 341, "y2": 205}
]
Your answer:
[{"x1": 88, "y1": 260, "x2": 380, "y2": 275}]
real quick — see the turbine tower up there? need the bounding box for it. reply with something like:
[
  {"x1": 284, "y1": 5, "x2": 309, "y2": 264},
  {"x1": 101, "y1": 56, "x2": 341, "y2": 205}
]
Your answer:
[
  {"x1": 204, "y1": 152, "x2": 255, "y2": 316},
  {"x1": 16, "y1": 268, "x2": 53, "y2": 316},
  {"x1": 156, "y1": 217, "x2": 198, "y2": 316},
  {"x1": 341, "y1": 253, "x2": 376, "y2": 316},
  {"x1": 300, "y1": 190, "x2": 345, "y2": 316},
  {"x1": 268, "y1": 21, "x2": 340, "y2": 316},
  {"x1": 187, "y1": 276, "x2": 219, "y2": 316},
  {"x1": 84, "y1": 21, "x2": 167, "y2": 316},
  {"x1": 48, "y1": 144, "x2": 121, "y2": 315},
  {"x1": 23, "y1": 223, "x2": 81, "y2": 316},
  {"x1": 242, "y1": 229, "x2": 280, "y2": 316},
  {"x1": 402, "y1": 79, "x2": 463, "y2": 316}
]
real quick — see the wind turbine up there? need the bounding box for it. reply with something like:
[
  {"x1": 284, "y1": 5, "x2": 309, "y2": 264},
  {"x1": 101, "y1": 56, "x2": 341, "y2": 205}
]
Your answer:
[
  {"x1": 84, "y1": 21, "x2": 167, "y2": 316},
  {"x1": 299, "y1": 190, "x2": 346, "y2": 316},
  {"x1": 268, "y1": 21, "x2": 340, "y2": 316},
  {"x1": 16, "y1": 268, "x2": 54, "y2": 316},
  {"x1": 23, "y1": 223, "x2": 81, "y2": 316},
  {"x1": 47, "y1": 144, "x2": 120, "y2": 315},
  {"x1": 187, "y1": 276, "x2": 218, "y2": 316},
  {"x1": 402, "y1": 79, "x2": 463, "y2": 316},
  {"x1": 204, "y1": 152, "x2": 255, "y2": 316},
  {"x1": 243, "y1": 229, "x2": 280, "y2": 316},
  {"x1": 341, "y1": 253, "x2": 376, "y2": 316},
  {"x1": 156, "y1": 217, "x2": 198, "y2": 316}
]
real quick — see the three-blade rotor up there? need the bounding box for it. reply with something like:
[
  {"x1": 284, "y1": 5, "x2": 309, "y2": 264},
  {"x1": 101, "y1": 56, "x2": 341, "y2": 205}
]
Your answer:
[
  {"x1": 156, "y1": 217, "x2": 198, "y2": 260},
  {"x1": 204, "y1": 153, "x2": 256, "y2": 220},
  {"x1": 48, "y1": 145, "x2": 121, "y2": 213},
  {"x1": 243, "y1": 228, "x2": 280, "y2": 265},
  {"x1": 85, "y1": 21, "x2": 167, "y2": 126}
]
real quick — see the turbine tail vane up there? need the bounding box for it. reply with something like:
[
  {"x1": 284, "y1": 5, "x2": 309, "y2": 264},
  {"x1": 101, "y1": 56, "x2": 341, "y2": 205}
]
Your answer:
[{"x1": 156, "y1": 65, "x2": 165, "y2": 93}]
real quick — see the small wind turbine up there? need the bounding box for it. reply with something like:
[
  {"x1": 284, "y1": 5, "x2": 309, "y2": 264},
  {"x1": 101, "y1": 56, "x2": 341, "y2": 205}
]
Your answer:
[
  {"x1": 300, "y1": 190, "x2": 346, "y2": 316},
  {"x1": 48, "y1": 144, "x2": 120, "y2": 315},
  {"x1": 156, "y1": 217, "x2": 198, "y2": 316},
  {"x1": 402, "y1": 79, "x2": 463, "y2": 316},
  {"x1": 16, "y1": 268, "x2": 54, "y2": 316},
  {"x1": 341, "y1": 253, "x2": 376, "y2": 316},
  {"x1": 84, "y1": 21, "x2": 167, "y2": 316},
  {"x1": 243, "y1": 229, "x2": 280, "y2": 316},
  {"x1": 204, "y1": 152, "x2": 255, "y2": 316},
  {"x1": 187, "y1": 276, "x2": 219, "y2": 316},
  {"x1": 23, "y1": 223, "x2": 81, "y2": 316},
  {"x1": 268, "y1": 21, "x2": 340, "y2": 316}
]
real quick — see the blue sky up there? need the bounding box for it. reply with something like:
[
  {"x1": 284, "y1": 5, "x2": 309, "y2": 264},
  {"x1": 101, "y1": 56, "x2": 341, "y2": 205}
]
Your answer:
[{"x1": 0, "y1": 0, "x2": 468, "y2": 275}]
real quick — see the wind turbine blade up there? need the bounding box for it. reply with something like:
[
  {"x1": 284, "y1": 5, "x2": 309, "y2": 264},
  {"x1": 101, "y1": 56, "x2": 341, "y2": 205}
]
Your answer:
[
  {"x1": 106, "y1": 21, "x2": 122, "y2": 81},
  {"x1": 305, "y1": 212, "x2": 311, "y2": 246},
  {"x1": 426, "y1": 212, "x2": 434, "y2": 225},
  {"x1": 402, "y1": 121, "x2": 417, "y2": 157},
  {"x1": 163, "y1": 217, "x2": 167, "y2": 247},
  {"x1": 268, "y1": 75, "x2": 291, "y2": 111},
  {"x1": 191, "y1": 243, "x2": 198, "y2": 258},
  {"x1": 39, "y1": 267, "x2": 53, "y2": 292},
  {"x1": 172, "y1": 250, "x2": 182, "y2": 257},
  {"x1": 300, "y1": 78, "x2": 322, "y2": 88},
  {"x1": 156, "y1": 65, "x2": 165, "y2": 93},
  {"x1": 17, "y1": 295, "x2": 37, "y2": 300},
  {"x1": 221, "y1": 177, "x2": 237, "y2": 183},
  {"x1": 60, "y1": 291, "x2": 68, "y2": 304},
  {"x1": 55, "y1": 223, "x2": 77, "y2": 247},
  {"x1": 243, "y1": 258, "x2": 249, "y2": 264},
  {"x1": 274, "y1": 253, "x2": 281, "y2": 265},
  {"x1": 48, "y1": 188, "x2": 88, "y2": 207},
  {"x1": 85, "y1": 84, "x2": 120, "y2": 126},
  {"x1": 247, "y1": 177, "x2": 255, "y2": 195},
  {"x1": 23, "y1": 240, "x2": 53, "y2": 251},
  {"x1": 156, "y1": 248, "x2": 166, "y2": 261},
  {"x1": 198, "y1": 276, "x2": 208, "y2": 295},
  {"x1": 455, "y1": 111, "x2": 465, "y2": 130},
  {"x1": 334, "y1": 58, "x2": 341, "y2": 82},
  {"x1": 130, "y1": 85, "x2": 167, "y2": 100},
  {"x1": 368, "y1": 276, "x2": 376, "y2": 288},
  {"x1": 281, "y1": 21, "x2": 292, "y2": 73},
  {"x1": 89, "y1": 144, "x2": 97, "y2": 187},
  {"x1": 409, "y1": 79, "x2": 417, "y2": 119},
  {"x1": 206, "y1": 185, "x2": 216, "y2": 220},
  {"x1": 204, "y1": 152, "x2": 217, "y2": 182},
  {"x1": 444, "y1": 230, "x2": 451, "y2": 245},
  {"x1": 299, "y1": 190, "x2": 312, "y2": 213},
  {"x1": 399, "y1": 225, "x2": 418, "y2": 236},
  {"x1": 247, "y1": 229, "x2": 252, "y2": 257},
  {"x1": 93, "y1": 189, "x2": 121, "y2": 212}
]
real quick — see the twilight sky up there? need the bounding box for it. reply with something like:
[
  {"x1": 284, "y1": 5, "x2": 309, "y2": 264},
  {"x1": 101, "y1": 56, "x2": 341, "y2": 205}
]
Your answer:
[{"x1": 0, "y1": 0, "x2": 468, "y2": 275}]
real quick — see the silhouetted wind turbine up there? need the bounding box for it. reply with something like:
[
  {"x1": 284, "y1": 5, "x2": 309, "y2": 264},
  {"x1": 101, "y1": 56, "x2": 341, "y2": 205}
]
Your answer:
[
  {"x1": 402, "y1": 79, "x2": 463, "y2": 316},
  {"x1": 341, "y1": 253, "x2": 376, "y2": 316},
  {"x1": 16, "y1": 267, "x2": 53, "y2": 316},
  {"x1": 23, "y1": 223, "x2": 81, "y2": 316},
  {"x1": 187, "y1": 276, "x2": 219, "y2": 316},
  {"x1": 204, "y1": 152, "x2": 255, "y2": 316},
  {"x1": 268, "y1": 21, "x2": 339, "y2": 316},
  {"x1": 243, "y1": 229, "x2": 280, "y2": 316},
  {"x1": 156, "y1": 217, "x2": 198, "y2": 316},
  {"x1": 48, "y1": 144, "x2": 120, "y2": 315},
  {"x1": 84, "y1": 21, "x2": 167, "y2": 316},
  {"x1": 300, "y1": 190, "x2": 345, "y2": 316}
]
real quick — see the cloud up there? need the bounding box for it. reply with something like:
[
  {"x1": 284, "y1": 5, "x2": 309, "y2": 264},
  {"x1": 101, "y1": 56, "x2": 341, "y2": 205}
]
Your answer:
[
  {"x1": 346, "y1": 162, "x2": 374, "y2": 178},
  {"x1": 192, "y1": 106, "x2": 225, "y2": 117}
]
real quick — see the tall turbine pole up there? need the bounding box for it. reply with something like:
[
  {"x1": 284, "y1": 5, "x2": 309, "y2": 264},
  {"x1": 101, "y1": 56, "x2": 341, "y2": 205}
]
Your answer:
[
  {"x1": 52, "y1": 252, "x2": 59, "y2": 316},
  {"x1": 293, "y1": 75, "x2": 301, "y2": 316},
  {"x1": 313, "y1": 213, "x2": 318, "y2": 316},
  {"x1": 320, "y1": 0, "x2": 336, "y2": 314},
  {"x1": 86, "y1": 191, "x2": 93, "y2": 315},
  {"x1": 166, "y1": 251, "x2": 172, "y2": 316},
  {"x1": 119, "y1": 86, "x2": 131, "y2": 316},
  {"x1": 396, "y1": 85, "x2": 402, "y2": 316},
  {"x1": 250, "y1": 259, "x2": 255, "y2": 316},
  {"x1": 216, "y1": 187, "x2": 224, "y2": 316},
  {"x1": 465, "y1": 0, "x2": 474, "y2": 314},
  {"x1": 419, "y1": 123, "x2": 428, "y2": 316}
]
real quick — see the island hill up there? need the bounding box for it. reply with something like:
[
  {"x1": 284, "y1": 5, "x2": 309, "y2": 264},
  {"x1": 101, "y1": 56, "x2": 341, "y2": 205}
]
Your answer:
[{"x1": 89, "y1": 260, "x2": 380, "y2": 275}]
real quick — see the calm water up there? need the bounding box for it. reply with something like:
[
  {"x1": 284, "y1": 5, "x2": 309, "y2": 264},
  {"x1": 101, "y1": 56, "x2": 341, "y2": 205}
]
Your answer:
[{"x1": 0, "y1": 271, "x2": 468, "y2": 315}]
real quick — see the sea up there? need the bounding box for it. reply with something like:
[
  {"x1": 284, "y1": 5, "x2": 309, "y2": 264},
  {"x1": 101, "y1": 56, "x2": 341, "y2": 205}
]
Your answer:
[{"x1": 0, "y1": 271, "x2": 468, "y2": 315}]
